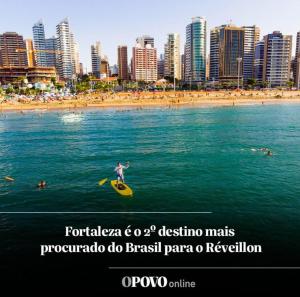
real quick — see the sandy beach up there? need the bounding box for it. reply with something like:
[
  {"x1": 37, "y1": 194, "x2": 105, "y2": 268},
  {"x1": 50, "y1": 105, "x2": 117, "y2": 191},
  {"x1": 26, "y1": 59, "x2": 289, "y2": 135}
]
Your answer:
[{"x1": 2, "y1": 90, "x2": 300, "y2": 111}]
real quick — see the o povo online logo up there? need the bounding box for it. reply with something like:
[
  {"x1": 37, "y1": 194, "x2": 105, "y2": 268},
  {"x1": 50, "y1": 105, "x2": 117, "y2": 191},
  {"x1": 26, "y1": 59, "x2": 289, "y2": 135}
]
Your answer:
[{"x1": 121, "y1": 276, "x2": 196, "y2": 289}]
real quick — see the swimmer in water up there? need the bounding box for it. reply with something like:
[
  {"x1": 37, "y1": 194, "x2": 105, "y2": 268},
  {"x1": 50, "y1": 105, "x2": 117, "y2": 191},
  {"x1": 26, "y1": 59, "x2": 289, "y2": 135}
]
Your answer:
[
  {"x1": 267, "y1": 150, "x2": 273, "y2": 157},
  {"x1": 37, "y1": 180, "x2": 47, "y2": 189}
]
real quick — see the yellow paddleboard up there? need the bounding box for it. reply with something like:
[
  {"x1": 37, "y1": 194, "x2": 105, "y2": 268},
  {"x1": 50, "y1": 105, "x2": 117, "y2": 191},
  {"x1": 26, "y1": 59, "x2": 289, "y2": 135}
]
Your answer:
[
  {"x1": 4, "y1": 176, "x2": 14, "y2": 182},
  {"x1": 111, "y1": 180, "x2": 133, "y2": 197}
]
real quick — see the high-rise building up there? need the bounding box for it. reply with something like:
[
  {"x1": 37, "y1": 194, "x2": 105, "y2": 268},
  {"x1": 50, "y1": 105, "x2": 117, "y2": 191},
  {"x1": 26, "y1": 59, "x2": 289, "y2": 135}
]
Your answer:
[
  {"x1": 45, "y1": 37, "x2": 57, "y2": 68},
  {"x1": 32, "y1": 20, "x2": 48, "y2": 67},
  {"x1": 25, "y1": 39, "x2": 36, "y2": 67},
  {"x1": 209, "y1": 26, "x2": 222, "y2": 81},
  {"x1": 254, "y1": 41, "x2": 264, "y2": 83},
  {"x1": 164, "y1": 33, "x2": 181, "y2": 80},
  {"x1": 132, "y1": 43, "x2": 157, "y2": 82},
  {"x1": 219, "y1": 25, "x2": 244, "y2": 81},
  {"x1": 91, "y1": 41, "x2": 101, "y2": 78},
  {"x1": 263, "y1": 31, "x2": 292, "y2": 87},
  {"x1": 70, "y1": 32, "x2": 80, "y2": 75},
  {"x1": 79, "y1": 63, "x2": 84, "y2": 77},
  {"x1": 243, "y1": 26, "x2": 260, "y2": 81},
  {"x1": 56, "y1": 18, "x2": 74, "y2": 80},
  {"x1": 101, "y1": 56, "x2": 110, "y2": 78},
  {"x1": 157, "y1": 54, "x2": 165, "y2": 79},
  {"x1": 110, "y1": 64, "x2": 119, "y2": 77},
  {"x1": 181, "y1": 54, "x2": 185, "y2": 81},
  {"x1": 294, "y1": 31, "x2": 300, "y2": 86},
  {"x1": 117, "y1": 45, "x2": 129, "y2": 80},
  {"x1": 184, "y1": 17, "x2": 207, "y2": 83},
  {"x1": 136, "y1": 35, "x2": 154, "y2": 48},
  {"x1": 206, "y1": 55, "x2": 210, "y2": 80},
  {"x1": 0, "y1": 32, "x2": 28, "y2": 67},
  {"x1": 296, "y1": 32, "x2": 300, "y2": 58}
]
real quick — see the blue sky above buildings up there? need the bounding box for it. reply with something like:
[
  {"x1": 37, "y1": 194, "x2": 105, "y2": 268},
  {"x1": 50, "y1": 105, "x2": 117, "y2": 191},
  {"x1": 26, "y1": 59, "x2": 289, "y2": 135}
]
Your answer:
[{"x1": 1, "y1": 0, "x2": 300, "y2": 70}]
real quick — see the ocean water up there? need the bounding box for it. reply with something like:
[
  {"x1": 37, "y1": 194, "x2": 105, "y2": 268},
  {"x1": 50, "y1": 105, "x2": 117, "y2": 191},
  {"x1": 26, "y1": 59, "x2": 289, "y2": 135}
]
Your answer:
[{"x1": 0, "y1": 104, "x2": 300, "y2": 256}]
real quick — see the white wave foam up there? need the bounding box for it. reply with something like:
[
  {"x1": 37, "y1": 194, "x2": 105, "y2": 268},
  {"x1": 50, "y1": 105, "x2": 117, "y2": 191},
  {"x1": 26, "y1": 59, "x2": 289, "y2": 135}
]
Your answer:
[{"x1": 61, "y1": 114, "x2": 84, "y2": 124}]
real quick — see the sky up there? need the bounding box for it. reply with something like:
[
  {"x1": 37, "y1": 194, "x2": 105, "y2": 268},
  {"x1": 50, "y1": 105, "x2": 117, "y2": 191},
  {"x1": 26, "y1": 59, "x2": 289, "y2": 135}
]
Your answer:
[{"x1": 1, "y1": 0, "x2": 300, "y2": 71}]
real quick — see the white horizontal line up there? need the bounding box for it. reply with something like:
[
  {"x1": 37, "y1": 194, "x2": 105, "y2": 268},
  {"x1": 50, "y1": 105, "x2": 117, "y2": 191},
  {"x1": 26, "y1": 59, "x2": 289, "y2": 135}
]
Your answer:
[
  {"x1": 0, "y1": 212, "x2": 213, "y2": 214},
  {"x1": 109, "y1": 267, "x2": 300, "y2": 270}
]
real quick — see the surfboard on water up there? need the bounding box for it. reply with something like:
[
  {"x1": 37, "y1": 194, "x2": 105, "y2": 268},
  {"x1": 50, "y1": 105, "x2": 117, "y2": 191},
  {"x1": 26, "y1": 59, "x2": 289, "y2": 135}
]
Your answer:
[
  {"x1": 111, "y1": 180, "x2": 133, "y2": 197},
  {"x1": 4, "y1": 176, "x2": 14, "y2": 182}
]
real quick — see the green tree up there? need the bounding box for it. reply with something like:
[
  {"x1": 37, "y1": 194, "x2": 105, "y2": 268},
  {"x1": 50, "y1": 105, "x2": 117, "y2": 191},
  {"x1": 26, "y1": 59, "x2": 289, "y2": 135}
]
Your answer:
[
  {"x1": 247, "y1": 78, "x2": 257, "y2": 89},
  {"x1": 261, "y1": 81, "x2": 268, "y2": 89},
  {"x1": 6, "y1": 86, "x2": 15, "y2": 94},
  {"x1": 81, "y1": 75, "x2": 91, "y2": 83},
  {"x1": 76, "y1": 81, "x2": 90, "y2": 93},
  {"x1": 286, "y1": 80, "x2": 294, "y2": 90}
]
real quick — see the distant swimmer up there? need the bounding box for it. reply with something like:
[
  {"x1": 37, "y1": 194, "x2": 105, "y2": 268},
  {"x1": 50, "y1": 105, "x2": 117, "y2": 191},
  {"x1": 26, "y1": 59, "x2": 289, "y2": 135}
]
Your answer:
[
  {"x1": 37, "y1": 180, "x2": 47, "y2": 189},
  {"x1": 114, "y1": 162, "x2": 130, "y2": 189},
  {"x1": 267, "y1": 150, "x2": 273, "y2": 157}
]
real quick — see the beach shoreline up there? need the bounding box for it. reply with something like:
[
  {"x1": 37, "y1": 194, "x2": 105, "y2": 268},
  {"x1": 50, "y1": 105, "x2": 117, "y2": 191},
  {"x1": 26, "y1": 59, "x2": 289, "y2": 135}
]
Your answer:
[{"x1": 2, "y1": 90, "x2": 300, "y2": 112}]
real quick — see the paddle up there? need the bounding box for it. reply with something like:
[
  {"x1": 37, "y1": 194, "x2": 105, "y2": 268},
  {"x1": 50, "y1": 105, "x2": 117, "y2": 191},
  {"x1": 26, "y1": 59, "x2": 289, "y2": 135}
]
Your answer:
[
  {"x1": 4, "y1": 176, "x2": 15, "y2": 182},
  {"x1": 98, "y1": 178, "x2": 108, "y2": 187}
]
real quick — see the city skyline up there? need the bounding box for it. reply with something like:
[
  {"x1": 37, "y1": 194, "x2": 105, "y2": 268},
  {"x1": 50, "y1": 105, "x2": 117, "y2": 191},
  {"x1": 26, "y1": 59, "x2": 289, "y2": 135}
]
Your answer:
[{"x1": 1, "y1": 0, "x2": 300, "y2": 71}]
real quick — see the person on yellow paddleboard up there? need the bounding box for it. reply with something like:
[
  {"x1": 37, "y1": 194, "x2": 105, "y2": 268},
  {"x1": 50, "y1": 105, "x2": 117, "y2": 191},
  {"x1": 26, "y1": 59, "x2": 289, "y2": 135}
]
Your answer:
[{"x1": 114, "y1": 161, "x2": 130, "y2": 188}]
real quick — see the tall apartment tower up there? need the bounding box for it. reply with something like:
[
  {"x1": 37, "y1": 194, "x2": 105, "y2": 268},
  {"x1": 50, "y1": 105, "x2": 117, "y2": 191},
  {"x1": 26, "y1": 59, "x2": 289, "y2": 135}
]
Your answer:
[
  {"x1": 294, "y1": 32, "x2": 300, "y2": 86},
  {"x1": 56, "y1": 18, "x2": 74, "y2": 80},
  {"x1": 164, "y1": 33, "x2": 181, "y2": 80},
  {"x1": 100, "y1": 55, "x2": 110, "y2": 78},
  {"x1": 209, "y1": 26, "x2": 222, "y2": 81},
  {"x1": 296, "y1": 32, "x2": 300, "y2": 58},
  {"x1": 243, "y1": 26, "x2": 260, "y2": 81},
  {"x1": 206, "y1": 55, "x2": 210, "y2": 80},
  {"x1": 219, "y1": 25, "x2": 244, "y2": 81},
  {"x1": 184, "y1": 17, "x2": 207, "y2": 83},
  {"x1": 91, "y1": 42, "x2": 101, "y2": 78},
  {"x1": 70, "y1": 32, "x2": 80, "y2": 75},
  {"x1": 136, "y1": 35, "x2": 154, "y2": 48},
  {"x1": 157, "y1": 54, "x2": 165, "y2": 79},
  {"x1": 25, "y1": 39, "x2": 36, "y2": 67},
  {"x1": 32, "y1": 20, "x2": 48, "y2": 67},
  {"x1": 117, "y1": 45, "x2": 129, "y2": 80},
  {"x1": 181, "y1": 54, "x2": 185, "y2": 81},
  {"x1": 0, "y1": 32, "x2": 28, "y2": 67},
  {"x1": 132, "y1": 43, "x2": 157, "y2": 82},
  {"x1": 45, "y1": 37, "x2": 57, "y2": 68},
  {"x1": 263, "y1": 31, "x2": 292, "y2": 87},
  {"x1": 254, "y1": 41, "x2": 265, "y2": 83}
]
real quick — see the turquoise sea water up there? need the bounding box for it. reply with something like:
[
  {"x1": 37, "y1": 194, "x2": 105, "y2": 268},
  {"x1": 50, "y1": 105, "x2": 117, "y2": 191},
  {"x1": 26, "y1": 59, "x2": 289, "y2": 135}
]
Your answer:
[{"x1": 0, "y1": 104, "x2": 300, "y2": 255}]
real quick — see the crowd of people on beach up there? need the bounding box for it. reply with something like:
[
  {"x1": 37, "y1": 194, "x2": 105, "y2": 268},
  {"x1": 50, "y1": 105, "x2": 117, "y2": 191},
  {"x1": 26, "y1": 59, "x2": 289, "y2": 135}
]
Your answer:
[
  {"x1": 0, "y1": 93, "x2": 76, "y2": 104},
  {"x1": 1, "y1": 89, "x2": 300, "y2": 107}
]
